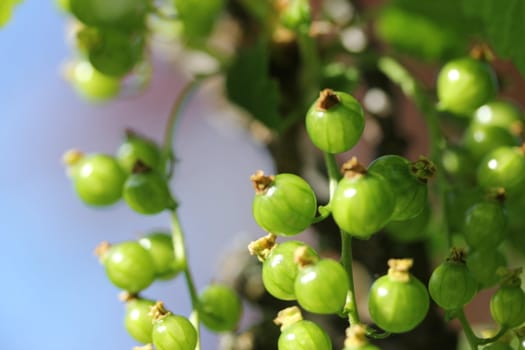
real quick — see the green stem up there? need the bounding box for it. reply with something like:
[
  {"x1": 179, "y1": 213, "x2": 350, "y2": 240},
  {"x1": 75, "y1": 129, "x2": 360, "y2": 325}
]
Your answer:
[
  {"x1": 170, "y1": 210, "x2": 201, "y2": 350},
  {"x1": 162, "y1": 79, "x2": 201, "y2": 179},
  {"x1": 457, "y1": 309, "x2": 478, "y2": 350},
  {"x1": 323, "y1": 152, "x2": 341, "y2": 199},
  {"x1": 478, "y1": 327, "x2": 509, "y2": 345},
  {"x1": 323, "y1": 152, "x2": 360, "y2": 324},
  {"x1": 341, "y1": 231, "x2": 360, "y2": 325}
]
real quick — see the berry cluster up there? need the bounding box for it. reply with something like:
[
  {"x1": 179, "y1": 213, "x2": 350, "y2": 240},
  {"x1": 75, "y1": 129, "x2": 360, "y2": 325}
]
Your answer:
[
  {"x1": 247, "y1": 82, "x2": 525, "y2": 349},
  {"x1": 63, "y1": 131, "x2": 242, "y2": 349}
]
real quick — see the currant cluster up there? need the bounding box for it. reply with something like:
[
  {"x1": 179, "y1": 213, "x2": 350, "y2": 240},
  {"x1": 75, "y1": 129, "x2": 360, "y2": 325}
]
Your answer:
[
  {"x1": 248, "y1": 88, "x2": 434, "y2": 348},
  {"x1": 248, "y1": 83, "x2": 525, "y2": 349},
  {"x1": 434, "y1": 53, "x2": 525, "y2": 349},
  {"x1": 63, "y1": 130, "x2": 243, "y2": 349},
  {"x1": 55, "y1": 0, "x2": 153, "y2": 101}
]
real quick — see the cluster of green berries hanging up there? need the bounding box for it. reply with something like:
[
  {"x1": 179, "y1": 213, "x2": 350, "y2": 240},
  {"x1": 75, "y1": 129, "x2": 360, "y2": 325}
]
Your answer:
[
  {"x1": 57, "y1": 0, "x2": 152, "y2": 101},
  {"x1": 63, "y1": 130, "x2": 175, "y2": 215}
]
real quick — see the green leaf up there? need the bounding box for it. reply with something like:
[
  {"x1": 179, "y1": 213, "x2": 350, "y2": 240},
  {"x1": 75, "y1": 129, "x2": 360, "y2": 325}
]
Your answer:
[
  {"x1": 462, "y1": 0, "x2": 525, "y2": 77},
  {"x1": 0, "y1": 0, "x2": 21, "y2": 28},
  {"x1": 226, "y1": 43, "x2": 282, "y2": 131},
  {"x1": 375, "y1": 0, "x2": 478, "y2": 61}
]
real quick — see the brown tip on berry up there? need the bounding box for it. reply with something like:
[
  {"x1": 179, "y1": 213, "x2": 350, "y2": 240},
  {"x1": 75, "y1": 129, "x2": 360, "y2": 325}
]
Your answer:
[
  {"x1": 496, "y1": 267, "x2": 523, "y2": 288},
  {"x1": 94, "y1": 240, "x2": 111, "y2": 258},
  {"x1": 119, "y1": 291, "x2": 138, "y2": 303},
  {"x1": 317, "y1": 89, "x2": 340, "y2": 111},
  {"x1": 248, "y1": 233, "x2": 277, "y2": 262},
  {"x1": 341, "y1": 157, "x2": 367, "y2": 178},
  {"x1": 410, "y1": 156, "x2": 437, "y2": 183},
  {"x1": 62, "y1": 149, "x2": 84, "y2": 167},
  {"x1": 344, "y1": 324, "x2": 368, "y2": 348},
  {"x1": 293, "y1": 246, "x2": 318, "y2": 267},
  {"x1": 447, "y1": 247, "x2": 467, "y2": 263},
  {"x1": 486, "y1": 187, "x2": 506, "y2": 203},
  {"x1": 387, "y1": 258, "x2": 413, "y2": 282},
  {"x1": 250, "y1": 170, "x2": 275, "y2": 194},
  {"x1": 469, "y1": 43, "x2": 494, "y2": 62},
  {"x1": 149, "y1": 301, "x2": 170, "y2": 321},
  {"x1": 273, "y1": 306, "x2": 303, "y2": 331},
  {"x1": 132, "y1": 159, "x2": 152, "y2": 174}
]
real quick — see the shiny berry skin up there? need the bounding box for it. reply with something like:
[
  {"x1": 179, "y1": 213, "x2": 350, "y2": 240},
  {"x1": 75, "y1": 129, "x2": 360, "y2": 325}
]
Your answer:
[
  {"x1": 386, "y1": 201, "x2": 430, "y2": 242},
  {"x1": 472, "y1": 100, "x2": 524, "y2": 135},
  {"x1": 462, "y1": 124, "x2": 518, "y2": 162},
  {"x1": 103, "y1": 241, "x2": 156, "y2": 293},
  {"x1": 437, "y1": 57, "x2": 497, "y2": 116},
  {"x1": 294, "y1": 259, "x2": 349, "y2": 314},
  {"x1": 138, "y1": 232, "x2": 183, "y2": 280},
  {"x1": 462, "y1": 201, "x2": 507, "y2": 249},
  {"x1": 124, "y1": 298, "x2": 155, "y2": 344},
  {"x1": 368, "y1": 260, "x2": 429, "y2": 333},
  {"x1": 428, "y1": 260, "x2": 477, "y2": 310},
  {"x1": 68, "y1": 152, "x2": 126, "y2": 206},
  {"x1": 123, "y1": 169, "x2": 172, "y2": 215},
  {"x1": 466, "y1": 248, "x2": 507, "y2": 288},
  {"x1": 117, "y1": 131, "x2": 161, "y2": 173},
  {"x1": 305, "y1": 89, "x2": 365, "y2": 154},
  {"x1": 152, "y1": 314, "x2": 197, "y2": 350},
  {"x1": 262, "y1": 241, "x2": 318, "y2": 300},
  {"x1": 490, "y1": 285, "x2": 525, "y2": 328},
  {"x1": 198, "y1": 284, "x2": 242, "y2": 332},
  {"x1": 69, "y1": 60, "x2": 120, "y2": 102},
  {"x1": 477, "y1": 146, "x2": 525, "y2": 194},
  {"x1": 278, "y1": 320, "x2": 332, "y2": 350},
  {"x1": 441, "y1": 145, "x2": 475, "y2": 181},
  {"x1": 252, "y1": 172, "x2": 317, "y2": 236},
  {"x1": 368, "y1": 155, "x2": 430, "y2": 221},
  {"x1": 332, "y1": 160, "x2": 395, "y2": 238}
]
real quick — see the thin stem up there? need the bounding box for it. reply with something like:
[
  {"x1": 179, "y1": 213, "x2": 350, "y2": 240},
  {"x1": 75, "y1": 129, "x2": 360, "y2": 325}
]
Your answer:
[
  {"x1": 341, "y1": 231, "x2": 360, "y2": 325},
  {"x1": 170, "y1": 210, "x2": 201, "y2": 350},
  {"x1": 478, "y1": 327, "x2": 509, "y2": 345},
  {"x1": 457, "y1": 308, "x2": 478, "y2": 350},
  {"x1": 323, "y1": 152, "x2": 360, "y2": 324},
  {"x1": 162, "y1": 80, "x2": 201, "y2": 179},
  {"x1": 323, "y1": 151, "x2": 341, "y2": 199}
]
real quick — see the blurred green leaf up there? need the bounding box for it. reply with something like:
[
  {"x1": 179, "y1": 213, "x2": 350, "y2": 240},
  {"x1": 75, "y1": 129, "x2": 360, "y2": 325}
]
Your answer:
[
  {"x1": 226, "y1": 43, "x2": 282, "y2": 131},
  {"x1": 0, "y1": 0, "x2": 21, "y2": 27},
  {"x1": 462, "y1": 0, "x2": 525, "y2": 77},
  {"x1": 375, "y1": 0, "x2": 479, "y2": 61}
]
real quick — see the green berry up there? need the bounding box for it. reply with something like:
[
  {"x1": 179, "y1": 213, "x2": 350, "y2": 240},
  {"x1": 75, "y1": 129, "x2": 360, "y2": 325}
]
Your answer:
[
  {"x1": 437, "y1": 57, "x2": 497, "y2": 116},
  {"x1": 332, "y1": 158, "x2": 395, "y2": 238},
  {"x1": 198, "y1": 284, "x2": 242, "y2": 332},
  {"x1": 66, "y1": 151, "x2": 126, "y2": 206},
  {"x1": 138, "y1": 232, "x2": 183, "y2": 280},
  {"x1": 251, "y1": 172, "x2": 317, "y2": 236},
  {"x1": 123, "y1": 166, "x2": 172, "y2": 215},
  {"x1": 152, "y1": 314, "x2": 197, "y2": 350},
  {"x1": 278, "y1": 320, "x2": 332, "y2": 350},
  {"x1": 294, "y1": 259, "x2": 349, "y2": 314},
  {"x1": 306, "y1": 89, "x2": 365, "y2": 154},
  {"x1": 262, "y1": 241, "x2": 318, "y2": 301},
  {"x1": 124, "y1": 298, "x2": 155, "y2": 344},
  {"x1": 103, "y1": 241, "x2": 156, "y2": 293}
]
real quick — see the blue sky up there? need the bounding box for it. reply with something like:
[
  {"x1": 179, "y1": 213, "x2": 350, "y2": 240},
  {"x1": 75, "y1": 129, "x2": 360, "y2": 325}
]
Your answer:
[{"x1": 0, "y1": 2, "x2": 273, "y2": 348}]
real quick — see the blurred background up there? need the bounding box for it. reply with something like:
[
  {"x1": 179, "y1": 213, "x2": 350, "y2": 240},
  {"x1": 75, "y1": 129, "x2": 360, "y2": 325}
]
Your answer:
[{"x1": 0, "y1": 1, "x2": 273, "y2": 348}]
